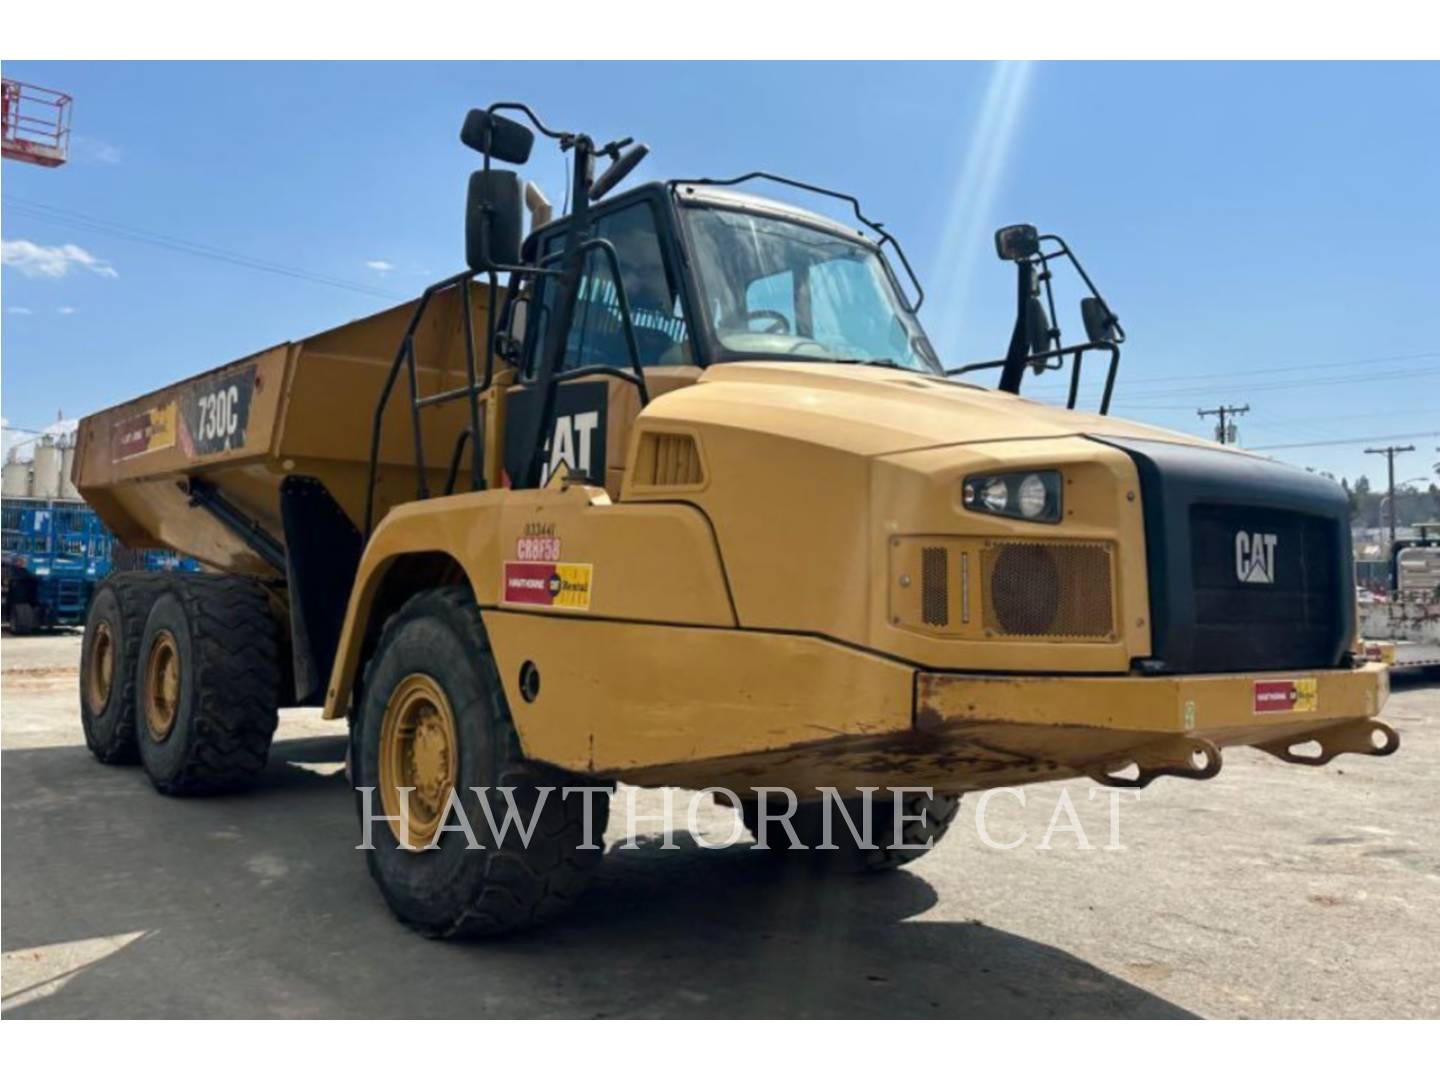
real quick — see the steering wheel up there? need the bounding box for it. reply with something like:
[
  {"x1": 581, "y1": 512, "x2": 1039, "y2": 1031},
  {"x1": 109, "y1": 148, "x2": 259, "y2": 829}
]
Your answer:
[{"x1": 745, "y1": 309, "x2": 791, "y2": 335}]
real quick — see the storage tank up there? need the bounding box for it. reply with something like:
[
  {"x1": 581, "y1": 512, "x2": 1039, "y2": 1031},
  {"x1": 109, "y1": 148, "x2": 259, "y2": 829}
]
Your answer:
[
  {"x1": 31, "y1": 436, "x2": 61, "y2": 498},
  {"x1": 59, "y1": 438, "x2": 79, "y2": 499},
  {"x1": 1, "y1": 459, "x2": 31, "y2": 496}
]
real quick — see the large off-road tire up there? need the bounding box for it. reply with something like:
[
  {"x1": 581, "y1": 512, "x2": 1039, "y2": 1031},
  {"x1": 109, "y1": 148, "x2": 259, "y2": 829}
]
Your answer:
[
  {"x1": 134, "y1": 575, "x2": 281, "y2": 795},
  {"x1": 10, "y1": 600, "x2": 40, "y2": 635},
  {"x1": 80, "y1": 572, "x2": 167, "y2": 764},
  {"x1": 353, "y1": 586, "x2": 608, "y2": 938},
  {"x1": 742, "y1": 790, "x2": 960, "y2": 872}
]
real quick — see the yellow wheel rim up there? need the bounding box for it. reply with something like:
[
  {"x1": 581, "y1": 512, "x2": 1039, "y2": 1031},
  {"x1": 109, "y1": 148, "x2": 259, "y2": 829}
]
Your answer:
[
  {"x1": 144, "y1": 630, "x2": 181, "y2": 742},
  {"x1": 85, "y1": 620, "x2": 116, "y2": 715},
  {"x1": 379, "y1": 673, "x2": 459, "y2": 849}
]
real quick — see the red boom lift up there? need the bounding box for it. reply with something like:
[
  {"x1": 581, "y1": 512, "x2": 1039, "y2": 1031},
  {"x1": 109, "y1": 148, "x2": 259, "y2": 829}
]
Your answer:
[{"x1": 2, "y1": 78, "x2": 72, "y2": 167}]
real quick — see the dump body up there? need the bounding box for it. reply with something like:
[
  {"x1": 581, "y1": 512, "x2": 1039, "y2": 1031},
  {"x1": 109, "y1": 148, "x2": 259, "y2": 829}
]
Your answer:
[{"x1": 73, "y1": 288, "x2": 491, "y2": 576}]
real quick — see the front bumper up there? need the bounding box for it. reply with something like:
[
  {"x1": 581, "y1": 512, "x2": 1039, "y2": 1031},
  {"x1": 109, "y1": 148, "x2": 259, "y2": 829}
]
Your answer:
[{"x1": 916, "y1": 661, "x2": 1395, "y2": 788}]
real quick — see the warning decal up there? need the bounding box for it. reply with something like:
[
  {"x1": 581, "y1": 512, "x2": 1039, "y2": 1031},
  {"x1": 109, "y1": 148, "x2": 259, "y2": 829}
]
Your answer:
[
  {"x1": 503, "y1": 561, "x2": 593, "y2": 610},
  {"x1": 1253, "y1": 678, "x2": 1318, "y2": 714}
]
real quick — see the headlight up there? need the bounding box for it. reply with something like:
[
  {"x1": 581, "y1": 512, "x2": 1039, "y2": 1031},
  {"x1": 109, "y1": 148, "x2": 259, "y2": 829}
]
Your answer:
[
  {"x1": 1018, "y1": 473, "x2": 1048, "y2": 518},
  {"x1": 963, "y1": 470, "x2": 1062, "y2": 524},
  {"x1": 983, "y1": 478, "x2": 1009, "y2": 512}
]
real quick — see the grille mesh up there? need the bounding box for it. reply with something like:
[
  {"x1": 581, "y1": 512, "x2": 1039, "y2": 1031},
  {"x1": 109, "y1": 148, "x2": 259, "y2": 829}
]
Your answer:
[
  {"x1": 982, "y1": 541, "x2": 1114, "y2": 639},
  {"x1": 921, "y1": 546, "x2": 949, "y2": 626}
]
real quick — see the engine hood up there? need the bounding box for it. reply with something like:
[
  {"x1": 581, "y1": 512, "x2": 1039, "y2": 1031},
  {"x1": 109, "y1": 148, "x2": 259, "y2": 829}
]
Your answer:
[{"x1": 663, "y1": 361, "x2": 1221, "y2": 458}]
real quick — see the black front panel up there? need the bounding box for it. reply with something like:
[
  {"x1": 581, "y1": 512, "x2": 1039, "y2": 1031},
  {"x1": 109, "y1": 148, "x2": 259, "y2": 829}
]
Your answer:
[{"x1": 1096, "y1": 437, "x2": 1354, "y2": 674}]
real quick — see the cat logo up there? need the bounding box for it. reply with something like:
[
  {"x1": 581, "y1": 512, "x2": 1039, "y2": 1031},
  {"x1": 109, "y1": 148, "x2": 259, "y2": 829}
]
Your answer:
[
  {"x1": 1235, "y1": 531, "x2": 1279, "y2": 585},
  {"x1": 539, "y1": 409, "x2": 600, "y2": 486}
]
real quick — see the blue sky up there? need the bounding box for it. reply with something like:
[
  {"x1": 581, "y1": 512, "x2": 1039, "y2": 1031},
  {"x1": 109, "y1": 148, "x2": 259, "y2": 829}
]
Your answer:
[{"x1": 3, "y1": 61, "x2": 1437, "y2": 486}]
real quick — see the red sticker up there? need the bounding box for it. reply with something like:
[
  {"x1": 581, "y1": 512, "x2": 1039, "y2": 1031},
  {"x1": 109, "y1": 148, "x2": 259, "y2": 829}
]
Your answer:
[{"x1": 504, "y1": 562, "x2": 557, "y2": 606}]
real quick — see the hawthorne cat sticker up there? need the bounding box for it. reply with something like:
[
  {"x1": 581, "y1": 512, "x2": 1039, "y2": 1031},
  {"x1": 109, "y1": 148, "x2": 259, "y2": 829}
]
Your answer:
[
  {"x1": 112, "y1": 400, "x2": 178, "y2": 460},
  {"x1": 503, "y1": 561, "x2": 593, "y2": 610},
  {"x1": 1253, "y1": 678, "x2": 1318, "y2": 714}
]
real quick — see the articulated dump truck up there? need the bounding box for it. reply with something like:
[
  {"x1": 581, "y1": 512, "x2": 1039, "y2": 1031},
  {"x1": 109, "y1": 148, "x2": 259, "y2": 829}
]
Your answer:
[{"x1": 74, "y1": 103, "x2": 1396, "y2": 937}]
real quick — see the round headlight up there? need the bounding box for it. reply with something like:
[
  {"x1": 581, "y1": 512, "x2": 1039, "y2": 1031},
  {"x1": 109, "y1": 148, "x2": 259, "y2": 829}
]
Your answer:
[
  {"x1": 1018, "y1": 473, "x2": 1048, "y2": 518},
  {"x1": 983, "y1": 478, "x2": 1009, "y2": 512}
]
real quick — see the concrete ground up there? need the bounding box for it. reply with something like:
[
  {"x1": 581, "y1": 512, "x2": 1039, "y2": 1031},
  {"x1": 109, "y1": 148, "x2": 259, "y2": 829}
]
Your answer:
[{"x1": 3, "y1": 629, "x2": 1436, "y2": 1019}]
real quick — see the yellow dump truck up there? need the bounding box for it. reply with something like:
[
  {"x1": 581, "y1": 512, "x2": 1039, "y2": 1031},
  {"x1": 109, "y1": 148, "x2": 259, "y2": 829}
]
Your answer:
[{"x1": 74, "y1": 103, "x2": 1396, "y2": 937}]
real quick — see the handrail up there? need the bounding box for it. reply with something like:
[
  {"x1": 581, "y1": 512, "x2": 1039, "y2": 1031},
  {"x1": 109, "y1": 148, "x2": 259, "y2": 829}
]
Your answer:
[
  {"x1": 363, "y1": 270, "x2": 473, "y2": 538},
  {"x1": 947, "y1": 341, "x2": 1120, "y2": 415}
]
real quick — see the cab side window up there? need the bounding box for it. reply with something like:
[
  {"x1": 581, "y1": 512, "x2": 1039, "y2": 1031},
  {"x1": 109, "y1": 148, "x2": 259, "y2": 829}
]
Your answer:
[{"x1": 531, "y1": 201, "x2": 691, "y2": 375}]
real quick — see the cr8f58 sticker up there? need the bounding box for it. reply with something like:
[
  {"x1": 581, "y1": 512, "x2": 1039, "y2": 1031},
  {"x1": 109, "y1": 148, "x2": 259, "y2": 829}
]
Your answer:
[{"x1": 503, "y1": 561, "x2": 593, "y2": 610}]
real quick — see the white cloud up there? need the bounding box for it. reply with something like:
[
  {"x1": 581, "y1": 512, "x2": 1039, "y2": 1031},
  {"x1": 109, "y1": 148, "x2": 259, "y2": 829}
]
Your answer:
[
  {"x1": 56, "y1": 306, "x2": 77, "y2": 315},
  {"x1": 72, "y1": 135, "x2": 122, "y2": 165},
  {"x1": 1, "y1": 239, "x2": 118, "y2": 279},
  {"x1": 7, "y1": 306, "x2": 34, "y2": 315},
  {"x1": 364, "y1": 259, "x2": 395, "y2": 273}
]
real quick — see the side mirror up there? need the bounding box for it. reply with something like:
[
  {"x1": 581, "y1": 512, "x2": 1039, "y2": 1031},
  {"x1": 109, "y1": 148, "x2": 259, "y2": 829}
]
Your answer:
[
  {"x1": 466, "y1": 169, "x2": 524, "y2": 271},
  {"x1": 459, "y1": 109, "x2": 534, "y2": 165},
  {"x1": 1081, "y1": 296, "x2": 1119, "y2": 343},
  {"x1": 995, "y1": 223, "x2": 1040, "y2": 261}
]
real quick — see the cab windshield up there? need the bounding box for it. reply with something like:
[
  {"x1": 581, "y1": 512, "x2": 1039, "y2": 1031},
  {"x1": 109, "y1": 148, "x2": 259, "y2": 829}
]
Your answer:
[{"x1": 684, "y1": 205, "x2": 940, "y2": 374}]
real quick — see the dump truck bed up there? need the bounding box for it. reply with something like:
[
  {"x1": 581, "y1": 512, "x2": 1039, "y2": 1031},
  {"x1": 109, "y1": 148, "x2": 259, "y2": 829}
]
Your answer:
[{"x1": 74, "y1": 287, "x2": 490, "y2": 576}]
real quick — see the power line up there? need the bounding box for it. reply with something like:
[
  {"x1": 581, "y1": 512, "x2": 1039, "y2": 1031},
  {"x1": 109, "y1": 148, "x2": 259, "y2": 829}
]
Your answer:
[
  {"x1": 1119, "y1": 350, "x2": 1440, "y2": 386},
  {"x1": 1118, "y1": 367, "x2": 1440, "y2": 402},
  {"x1": 3, "y1": 196, "x2": 407, "y2": 302},
  {"x1": 1031, "y1": 365, "x2": 1440, "y2": 408},
  {"x1": 1248, "y1": 430, "x2": 1440, "y2": 451}
]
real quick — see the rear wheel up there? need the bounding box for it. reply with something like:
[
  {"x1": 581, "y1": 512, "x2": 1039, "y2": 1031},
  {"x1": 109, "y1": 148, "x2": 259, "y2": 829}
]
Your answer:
[
  {"x1": 742, "y1": 790, "x2": 960, "y2": 872},
  {"x1": 10, "y1": 600, "x2": 39, "y2": 634},
  {"x1": 135, "y1": 575, "x2": 281, "y2": 795},
  {"x1": 80, "y1": 573, "x2": 166, "y2": 764},
  {"x1": 353, "y1": 586, "x2": 607, "y2": 938}
]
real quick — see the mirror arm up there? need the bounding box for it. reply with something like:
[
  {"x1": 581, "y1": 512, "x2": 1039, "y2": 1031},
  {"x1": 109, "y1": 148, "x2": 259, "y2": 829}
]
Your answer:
[
  {"x1": 998, "y1": 260, "x2": 1035, "y2": 394},
  {"x1": 1037, "y1": 233, "x2": 1126, "y2": 343}
]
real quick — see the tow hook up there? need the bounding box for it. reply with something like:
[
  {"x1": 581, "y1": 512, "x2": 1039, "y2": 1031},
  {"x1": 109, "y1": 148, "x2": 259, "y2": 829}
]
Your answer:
[
  {"x1": 1087, "y1": 736, "x2": 1223, "y2": 789},
  {"x1": 1256, "y1": 719, "x2": 1399, "y2": 767}
]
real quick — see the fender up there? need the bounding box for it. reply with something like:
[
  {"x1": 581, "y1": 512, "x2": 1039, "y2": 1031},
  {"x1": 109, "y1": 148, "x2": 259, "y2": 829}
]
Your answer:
[{"x1": 322, "y1": 484, "x2": 737, "y2": 718}]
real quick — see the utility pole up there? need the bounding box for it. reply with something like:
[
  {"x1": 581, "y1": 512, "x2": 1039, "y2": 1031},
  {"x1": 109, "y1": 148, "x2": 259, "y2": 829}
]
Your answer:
[
  {"x1": 1197, "y1": 403, "x2": 1250, "y2": 445},
  {"x1": 1365, "y1": 444, "x2": 1414, "y2": 551}
]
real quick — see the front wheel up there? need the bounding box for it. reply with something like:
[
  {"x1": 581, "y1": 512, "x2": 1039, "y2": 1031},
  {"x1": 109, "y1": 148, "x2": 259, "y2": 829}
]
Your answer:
[{"x1": 352, "y1": 587, "x2": 607, "y2": 938}]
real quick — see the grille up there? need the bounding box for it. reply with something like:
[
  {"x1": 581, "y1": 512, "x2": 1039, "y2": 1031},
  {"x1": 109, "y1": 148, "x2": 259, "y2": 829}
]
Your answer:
[
  {"x1": 921, "y1": 546, "x2": 948, "y2": 626},
  {"x1": 1188, "y1": 505, "x2": 1339, "y2": 670},
  {"x1": 982, "y1": 541, "x2": 1115, "y2": 639},
  {"x1": 635, "y1": 432, "x2": 703, "y2": 487}
]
